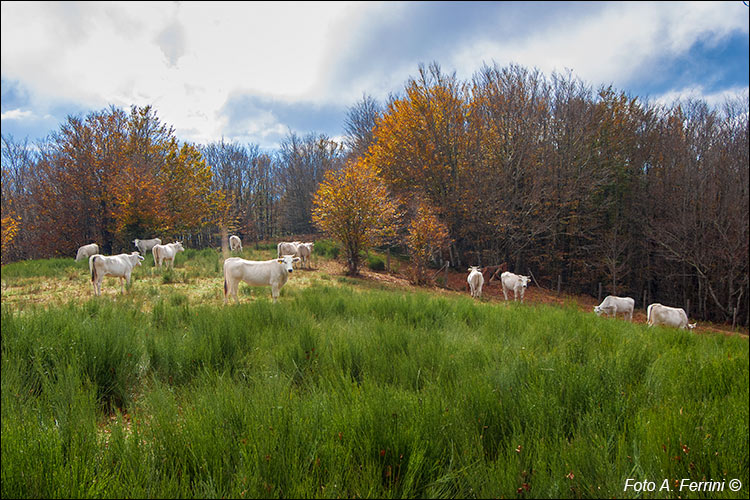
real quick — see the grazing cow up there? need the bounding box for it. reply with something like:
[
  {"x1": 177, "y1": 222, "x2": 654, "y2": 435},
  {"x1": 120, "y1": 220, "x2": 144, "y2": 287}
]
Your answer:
[
  {"x1": 467, "y1": 266, "x2": 484, "y2": 299},
  {"x1": 223, "y1": 254, "x2": 301, "y2": 304},
  {"x1": 594, "y1": 295, "x2": 635, "y2": 321},
  {"x1": 75, "y1": 243, "x2": 99, "y2": 262},
  {"x1": 133, "y1": 238, "x2": 162, "y2": 255},
  {"x1": 277, "y1": 241, "x2": 299, "y2": 258},
  {"x1": 647, "y1": 303, "x2": 696, "y2": 330},
  {"x1": 296, "y1": 242, "x2": 314, "y2": 269},
  {"x1": 152, "y1": 241, "x2": 185, "y2": 270},
  {"x1": 89, "y1": 252, "x2": 144, "y2": 296},
  {"x1": 500, "y1": 272, "x2": 531, "y2": 302},
  {"x1": 229, "y1": 235, "x2": 243, "y2": 252}
]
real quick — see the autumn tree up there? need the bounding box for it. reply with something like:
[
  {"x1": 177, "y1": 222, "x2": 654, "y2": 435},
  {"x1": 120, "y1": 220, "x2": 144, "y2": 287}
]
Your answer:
[
  {"x1": 406, "y1": 200, "x2": 450, "y2": 284},
  {"x1": 160, "y1": 141, "x2": 226, "y2": 241},
  {"x1": 312, "y1": 158, "x2": 400, "y2": 275}
]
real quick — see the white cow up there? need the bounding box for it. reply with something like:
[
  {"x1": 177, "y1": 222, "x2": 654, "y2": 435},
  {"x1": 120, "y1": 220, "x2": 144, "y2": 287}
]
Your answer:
[
  {"x1": 467, "y1": 266, "x2": 484, "y2": 299},
  {"x1": 277, "y1": 241, "x2": 303, "y2": 268},
  {"x1": 75, "y1": 243, "x2": 99, "y2": 262},
  {"x1": 229, "y1": 235, "x2": 243, "y2": 252},
  {"x1": 594, "y1": 295, "x2": 635, "y2": 321},
  {"x1": 133, "y1": 238, "x2": 162, "y2": 255},
  {"x1": 152, "y1": 241, "x2": 185, "y2": 270},
  {"x1": 500, "y1": 272, "x2": 531, "y2": 302},
  {"x1": 89, "y1": 252, "x2": 144, "y2": 296},
  {"x1": 277, "y1": 241, "x2": 300, "y2": 258},
  {"x1": 647, "y1": 303, "x2": 696, "y2": 330},
  {"x1": 296, "y1": 242, "x2": 314, "y2": 269},
  {"x1": 223, "y1": 254, "x2": 301, "y2": 304}
]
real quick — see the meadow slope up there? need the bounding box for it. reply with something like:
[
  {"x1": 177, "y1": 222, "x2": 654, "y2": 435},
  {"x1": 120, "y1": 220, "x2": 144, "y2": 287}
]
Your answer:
[{"x1": 1, "y1": 247, "x2": 748, "y2": 498}]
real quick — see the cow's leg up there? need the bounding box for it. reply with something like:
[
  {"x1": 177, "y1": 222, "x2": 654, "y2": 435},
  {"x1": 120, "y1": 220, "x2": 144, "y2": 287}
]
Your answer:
[{"x1": 502, "y1": 288, "x2": 508, "y2": 301}]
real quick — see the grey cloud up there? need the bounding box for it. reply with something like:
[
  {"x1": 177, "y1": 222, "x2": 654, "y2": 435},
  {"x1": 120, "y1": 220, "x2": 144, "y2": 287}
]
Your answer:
[
  {"x1": 220, "y1": 93, "x2": 347, "y2": 147},
  {"x1": 323, "y1": 1, "x2": 604, "y2": 95},
  {"x1": 155, "y1": 20, "x2": 186, "y2": 67}
]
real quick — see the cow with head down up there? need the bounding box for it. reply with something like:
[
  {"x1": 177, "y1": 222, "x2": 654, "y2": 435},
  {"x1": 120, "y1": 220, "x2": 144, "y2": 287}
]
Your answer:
[
  {"x1": 229, "y1": 235, "x2": 243, "y2": 253},
  {"x1": 133, "y1": 238, "x2": 161, "y2": 255},
  {"x1": 76, "y1": 243, "x2": 99, "y2": 262},
  {"x1": 647, "y1": 303, "x2": 696, "y2": 330},
  {"x1": 594, "y1": 295, "x2": 635, "y2": 321},
  {"x1": 223, "y1": 254, "x2": 301, "y2": 304}
]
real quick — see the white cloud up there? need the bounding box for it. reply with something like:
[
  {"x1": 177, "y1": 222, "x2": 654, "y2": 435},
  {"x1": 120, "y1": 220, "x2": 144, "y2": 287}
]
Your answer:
[
  {"x1": 450, "y1": 2, "x2": 747, "y2": 89},
  {"x1": 650, "y1": 84, "x2": 749, "y2": 109},
  {"x1": 1, "y1": 1, "x2": 381, "y2": 143},
  {"x1": 1, "y1": 109, "x2": 34, "y2": 121},
  {"x1": 1, "y1": 1, "x2": 747, "y2": 145}
]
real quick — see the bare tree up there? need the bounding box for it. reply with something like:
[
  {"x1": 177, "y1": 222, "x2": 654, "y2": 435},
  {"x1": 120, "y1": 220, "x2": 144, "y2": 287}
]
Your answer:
[{"x1": 343, "y1": 93, "x2": 382, "y2": 160}]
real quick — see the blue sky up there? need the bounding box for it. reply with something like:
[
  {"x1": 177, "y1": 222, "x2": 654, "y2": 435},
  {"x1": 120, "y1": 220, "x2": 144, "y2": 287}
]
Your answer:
[{"x1": 1, "y1": 1, "x2": 748, "y2": 151}]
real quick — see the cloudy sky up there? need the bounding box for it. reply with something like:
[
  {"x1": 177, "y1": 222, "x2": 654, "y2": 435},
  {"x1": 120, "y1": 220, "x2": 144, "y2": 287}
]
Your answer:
[{"x1": 2, "y1": 1, "x2": 748, "y2": 151}]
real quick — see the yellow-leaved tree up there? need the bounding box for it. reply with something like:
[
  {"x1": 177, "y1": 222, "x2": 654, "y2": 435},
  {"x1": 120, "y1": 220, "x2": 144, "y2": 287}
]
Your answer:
[
  {"x1": 160, "y1": 141, "x2": 226, "y2": 237},
  {"x1": 1, "y1": 210, "x2": 20, "y2": 264},
  {"x1": 312, "y1": 158, "x2": 400, "y2": 275},
  {"x1": 406, "y1": 200, "x2": 451, "y2": 284}
]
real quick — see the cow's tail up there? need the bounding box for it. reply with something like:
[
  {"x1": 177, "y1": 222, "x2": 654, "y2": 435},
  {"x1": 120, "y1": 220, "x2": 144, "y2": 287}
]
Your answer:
[
  {"x1": 646, "y1": 303, "x2": 654, "y2": 326},
  {"x1": 90, "y1": 256, "x2": 98, "y2": 283}
]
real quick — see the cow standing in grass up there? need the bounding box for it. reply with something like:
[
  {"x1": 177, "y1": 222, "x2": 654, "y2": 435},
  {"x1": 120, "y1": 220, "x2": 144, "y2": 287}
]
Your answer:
[
  {"x1": 500, "y1": 272, "x2": 531, "y2": 302},
  {"x1": 133, "y1": 238, "x2": 161, "y2": 255},
  {"x1": 229, "y1": 235, "x2": 243, "y2": 253},
  {"x1": 296, "y1": 242, "x2": 314, "y2": 269},
  {"x1": 223, "y1": 254, "x2": 300, "y2": 304},
  {"x1": 647, "y1": 303, "x2": 696, "y2": 330},
  {"x1": 89, "y1": 252, "x2": 144, "y2": 296},
  {"x1": 467, "y1": 266, "x2": 484, "y2": 299},
  {"x1": 152, "y1": 241, "x2": 185, "y2": 270},
  {"x1": 594, "y1": 295, "x2": 635, "y2": 321},
  {"x1": 75, "y1": 243, "x2": 99, "y2": 262}
]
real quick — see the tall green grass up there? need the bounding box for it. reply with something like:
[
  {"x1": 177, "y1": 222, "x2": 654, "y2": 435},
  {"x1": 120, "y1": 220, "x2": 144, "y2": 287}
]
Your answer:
[
  {"x1": 1, "y1": 257, "x2": 81, "y2": 279},
  {"x1": 2, "y1": 269, "x2": 748, "y2": 498}
]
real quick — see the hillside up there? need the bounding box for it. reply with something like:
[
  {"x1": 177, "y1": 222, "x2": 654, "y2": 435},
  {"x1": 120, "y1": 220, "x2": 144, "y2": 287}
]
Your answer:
[
  {"x1": 350, "y1": 258, "x2": 749, "y2": 339},
  {"x1": 2, "y1": 248, "x2": 748, "y2": 499}
]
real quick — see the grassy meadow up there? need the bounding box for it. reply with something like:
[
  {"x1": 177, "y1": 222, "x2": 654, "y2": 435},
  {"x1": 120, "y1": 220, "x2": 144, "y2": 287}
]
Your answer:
[{"x1": 1, "y1": 245, "x2": 748, "y2": 498}]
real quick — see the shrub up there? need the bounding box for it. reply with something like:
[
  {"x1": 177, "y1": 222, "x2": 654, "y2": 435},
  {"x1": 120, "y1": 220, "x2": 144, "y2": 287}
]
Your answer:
[{"x1": 366, "y1": 253, "x2": 385, "y2": 271}]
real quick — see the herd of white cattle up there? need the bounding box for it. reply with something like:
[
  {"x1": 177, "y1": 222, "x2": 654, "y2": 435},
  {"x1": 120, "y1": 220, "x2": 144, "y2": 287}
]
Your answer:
[
  {"x1": 76, "y1": 237, "x2": 314, "y2": 303},
  {"x1": 466, "y1": 265, "x2": 696, "y2": 330},
  {"x1": 75, "y1": 237, "x2": 696, "y2": 330}
]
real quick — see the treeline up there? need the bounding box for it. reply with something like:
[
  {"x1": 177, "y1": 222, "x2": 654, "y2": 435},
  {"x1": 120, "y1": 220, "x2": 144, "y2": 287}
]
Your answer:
[
  {"x1": 1, "y1": 106, "x2": 345, "y2": 259},
  {"x1": 1, "y1": 61, "x2": 748, "y2": 325}
]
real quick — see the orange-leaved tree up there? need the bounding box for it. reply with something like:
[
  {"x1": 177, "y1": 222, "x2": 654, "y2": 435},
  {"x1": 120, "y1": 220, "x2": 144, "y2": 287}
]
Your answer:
[
  {"x1": 406, "y1": 200, "x2": 451, "y2": 284},
  {"x1": 312, "y1": 158, "x2": 400, "y2": 275}
]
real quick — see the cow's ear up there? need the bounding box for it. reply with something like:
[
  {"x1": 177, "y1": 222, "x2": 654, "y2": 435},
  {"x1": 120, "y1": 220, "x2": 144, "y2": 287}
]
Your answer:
[
  {"x1": 277, "y1": 258, "x2": 284, "y2": 263},
  {"x1": 293, "y1": 257, "x2": 301, "y2": 262}
]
